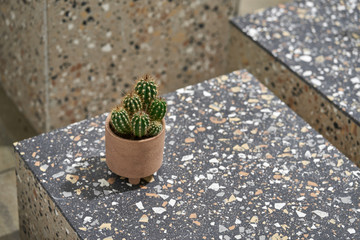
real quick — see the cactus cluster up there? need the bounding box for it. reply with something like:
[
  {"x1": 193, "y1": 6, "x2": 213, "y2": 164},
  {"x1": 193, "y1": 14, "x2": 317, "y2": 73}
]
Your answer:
[{"x1": 110, "y1": 74, "x2": 167, "y2": 139}]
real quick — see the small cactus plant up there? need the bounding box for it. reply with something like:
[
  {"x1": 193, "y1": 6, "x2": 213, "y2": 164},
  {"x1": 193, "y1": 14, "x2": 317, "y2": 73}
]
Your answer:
[{"x1": 110, "y1": 74, "x2": 166, "y2": 139}]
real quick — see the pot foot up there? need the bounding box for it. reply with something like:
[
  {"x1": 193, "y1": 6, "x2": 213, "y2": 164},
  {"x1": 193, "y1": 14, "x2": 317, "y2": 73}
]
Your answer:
[{"x1": 129, "y1": 178, "x2": 141, "y2": 185}]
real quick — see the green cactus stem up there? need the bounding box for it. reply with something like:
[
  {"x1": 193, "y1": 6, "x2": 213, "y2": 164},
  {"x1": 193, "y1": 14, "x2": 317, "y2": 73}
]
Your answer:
[
  {"x1": 148, "y1": 98, "x2": 167, "y2": 120},
  {"x1": 147, "y1": 120, "x2": 163, "y2": 137},
  {"x1": 131, "y1": 111, "x2": 150, "y2": 138},
  {"x1": 135, "y1": 74, "x2": 158, "y2": 108},
  {"x1": 109, "y1": 74, "x2": 166, "y2": 140},
  {"x1": 110, "y1": 107, "x2": 131, "y2": 135},
  {"x1": 123, "y1": 93, "x2": 142, "y2": 115}
]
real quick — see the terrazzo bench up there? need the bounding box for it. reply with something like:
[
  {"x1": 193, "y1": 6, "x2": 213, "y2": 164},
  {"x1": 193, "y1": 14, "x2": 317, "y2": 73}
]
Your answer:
[
  {"x1": 14, "y1": 70, "x2": 360, "y2": 239},
  {"x1": 228, "y1": 0, "x2": 360, "y2": 166}
]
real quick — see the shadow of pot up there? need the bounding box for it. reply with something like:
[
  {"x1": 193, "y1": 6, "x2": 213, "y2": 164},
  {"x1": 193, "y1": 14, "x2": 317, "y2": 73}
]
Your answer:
[{"x1": 105, "y1": 113, "x2": 165, "y2": 185}]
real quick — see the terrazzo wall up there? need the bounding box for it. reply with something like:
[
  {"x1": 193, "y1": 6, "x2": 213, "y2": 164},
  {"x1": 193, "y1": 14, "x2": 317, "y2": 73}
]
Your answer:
[
  {"x1": 0, "y1": 0, "x2": 235, "y2": 132},
  {"x1": 0, "y1": 0, "x2": 47, "y2": 131}
]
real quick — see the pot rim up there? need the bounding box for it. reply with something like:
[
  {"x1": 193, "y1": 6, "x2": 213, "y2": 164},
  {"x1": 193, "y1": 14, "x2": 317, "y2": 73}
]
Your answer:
[{"x1": 105, "y1": 112, "x2": 166, "y2": 143}]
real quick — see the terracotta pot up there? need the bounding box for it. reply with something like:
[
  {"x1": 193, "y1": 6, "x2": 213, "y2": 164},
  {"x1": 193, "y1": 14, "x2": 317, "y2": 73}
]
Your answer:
[{"x1": 105, "y1": 113, "x2": 165, "y2": 184}]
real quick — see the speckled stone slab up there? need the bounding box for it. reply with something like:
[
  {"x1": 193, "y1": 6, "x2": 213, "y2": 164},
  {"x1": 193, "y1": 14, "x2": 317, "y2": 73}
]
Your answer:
[
  {"x1": 1, "y1": 0, "x2": 234, "y2": 132},
  {"x1": 229, "y1": 0, "x2": 360, "y2": 165},
  {"x1": 15, "y1": 70, "x2": 360, "y2": 239}
]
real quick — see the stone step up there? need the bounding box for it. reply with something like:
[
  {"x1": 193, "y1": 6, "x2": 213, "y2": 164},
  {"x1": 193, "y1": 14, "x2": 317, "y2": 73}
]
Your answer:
[
  {"x1": 229, "y1": 0, "x2": 360, "y2": 166},
  {"x1": 14, "y1": 70, "x2": 360, "y2": 239}
]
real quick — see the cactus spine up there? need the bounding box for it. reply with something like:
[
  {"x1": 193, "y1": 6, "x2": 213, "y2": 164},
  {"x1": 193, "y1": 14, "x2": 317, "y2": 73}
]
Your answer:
[
  {"x1": 110, "y1": 74, "x2": 167, "y2": 140},
  {"x1": 123, "y1": 94, "x2": 142, "y2": 115},
  {"x1": 135, "y1": 74, "x2": 157, "y2": 109},
  {"x1": 132, "y1": 111, "x2": 150, "y2": 138},
  {"x1": 147, "y1": 121, "x2": 163, "y2": 137},
  {"x1": 148, "y1": 98, "x2": 167, "y2": 120},
  {"x1": 111, "y1": 107, "x2": 131, "y2": 136}
]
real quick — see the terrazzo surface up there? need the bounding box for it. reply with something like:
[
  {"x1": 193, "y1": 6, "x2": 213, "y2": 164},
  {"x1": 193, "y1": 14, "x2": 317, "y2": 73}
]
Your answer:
[
  {"x1": 231, "y1": 0, "x2": 360, "y2": 124},
  {"x1": 46, "y1": 0, "x2": 234, "y2": 130},
  {"x1": 0, "y1": 0, "x2": 46, "y2": 132},
  {"x1": 15, "y1": 70, "x2": 360, "y2": 239},
  {"x1": 1, "y1": 0, "x2": 234, "y2": 132}
]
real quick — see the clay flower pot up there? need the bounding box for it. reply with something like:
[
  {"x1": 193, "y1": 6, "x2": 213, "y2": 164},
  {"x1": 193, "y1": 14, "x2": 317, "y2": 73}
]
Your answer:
[{"x1": 105, "y1": 113, "x2": 165, "y2": 184}]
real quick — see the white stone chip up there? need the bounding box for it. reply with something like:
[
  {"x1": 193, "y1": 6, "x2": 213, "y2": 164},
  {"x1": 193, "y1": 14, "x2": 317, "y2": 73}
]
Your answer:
[
  {"x1": 312, "y1": 210, "x2": 329, "y2": 218},
  {"x1": 340, "y1": 196, "x2": 352, "y2": 204},
  {"x1": 40, "y1": 164, "x2": 49, "y2": 172},
  {"x1": 219, "y1": 225, "x2": 227, "y2": 233},
  {"x1": 181, "y1": 154, "x2": 193, "y2": 161},
  {"x1": 350, "y1": 77, "x2": 359, "y2": 84},
  {"x1": 194, "y1": 175, "x2": 206, "y2": 182},
  {"x1": 169, "y1": 199, "x2": 176, "y2": 207},
  {"x1": 158, "y1": 194, "x2": 169, "y2": 200},
  {"x1": 303, "y1": 70, "x2": 312, "y2": 76},
  {"x1": 102, "y1": 3, "x2": 110, "y2": 12},
  {"x1": 152, "y1": 207, "x2": 166, "y2": 214},
  {"x1": 52, "y1": 171, "x2": 65, "y2": 178},
  {"x1": 209, "y1": 158, "x2": 219, "y2": 164},
  {"x1": 348, "y1": 228, "x2": 356, "y2": 234},
  {"x1": 83, "y1": 216, "x2": 92, "y2": 224},
  {"x1": 248, "y1": 28, "x2": 258, "y2": 38},
  {"x1": 136, "y1": 201, "x2": 144, "y2": 210},
  {"x1": 63, "y1": 192, "x2": 72, "y2": 197},
  {"x1": 101, "y1": 43, "x2": 112, "y2": 52},
  {"x1": 311, "y1": 78, "x2": 322, "y2": 86},
  {"x1": 208, "y1": 183, "x2": 220, "y2": 191},
  {"x1": 98, "y1": 178, "x2": 110, "y2": 187},
  {"x1": 203, "y1": 91, "x2": 211, "y2": 97},
  {"x1": 299, "y1": 55, "x2": 312, "y2": 62},
  {"x1": 274, "y1": 203, "x2": 286, "y2": 210},
  {"x1": 296, "y1": 210, "x2": 306, "y2": 217}
]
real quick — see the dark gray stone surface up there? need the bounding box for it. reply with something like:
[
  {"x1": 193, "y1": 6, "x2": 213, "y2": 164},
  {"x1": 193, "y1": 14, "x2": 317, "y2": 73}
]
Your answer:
[
  {"x1": 231, "y1": 0, "x2": 360, "y2": 123},
  {"x1": 15, "y1": 70, "x2": 360, "y2": 239}
]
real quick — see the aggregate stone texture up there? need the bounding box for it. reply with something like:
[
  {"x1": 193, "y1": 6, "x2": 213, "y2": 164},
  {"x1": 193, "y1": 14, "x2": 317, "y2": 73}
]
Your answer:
[
  {"x1": 14, "y1": 70, "x2": 360, "y2": 239},
  {"x1": 1, "y1": 0, "x2": 235, "y2": 133},
  {"x1": 229, "y1": 0, "x2": 360, "y2": 165},
  {"x1": 0, "y1": 170, "x2": 19, "y2": 238},
  {"x1": 0, "y1": 0, "x2": 46, "y2": 132},
  {"x1": 16, "y1": 154, "x2": 79, "y2": 240}
]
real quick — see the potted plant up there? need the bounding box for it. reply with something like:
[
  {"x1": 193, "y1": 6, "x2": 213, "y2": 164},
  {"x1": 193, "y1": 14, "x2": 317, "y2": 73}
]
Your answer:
[{"x1": 105, "y1": 74, "x2": 167, "y2": 185}]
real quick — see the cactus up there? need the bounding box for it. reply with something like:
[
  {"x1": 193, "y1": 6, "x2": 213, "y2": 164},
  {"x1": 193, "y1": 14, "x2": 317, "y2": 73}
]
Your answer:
[
  {"x1": 148, "y1": 98, "x2": 167, "y2": 120},
  {"x1": 147, "y1": 121, "x2": 163, "y2": 137},
  {"x1": 123, "y1": 93, "x2": 142, "y2": 115},
  {"x1": 135, "y1": 74, "x2": 157, "y2": 109},
  {"x1": 109, "y1": 74, "x2": 167, "y2": 140},
  {"x1": 132, "y1": 111, "x2": 150, "y2": 138},
  {"x1": 110, "y1": 107, "x2": 131, "y2": 136}
]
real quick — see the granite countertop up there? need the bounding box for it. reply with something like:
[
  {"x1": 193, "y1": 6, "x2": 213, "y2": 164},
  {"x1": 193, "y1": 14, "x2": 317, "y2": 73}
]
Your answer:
[
  {"x1": 231, "y1": 0, "x2": 360, "y2": 124},
  {"x1": 15, "y1": 70, "x2": 360, "y2": 239}
]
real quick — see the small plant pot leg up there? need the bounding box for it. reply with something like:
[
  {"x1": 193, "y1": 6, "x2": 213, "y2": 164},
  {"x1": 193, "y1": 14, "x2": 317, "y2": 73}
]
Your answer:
[{"x1": 129, "y1": 178, "x2": 141, "y2": 185}]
